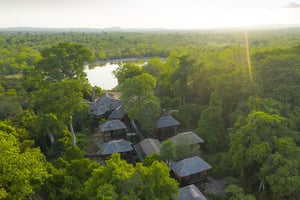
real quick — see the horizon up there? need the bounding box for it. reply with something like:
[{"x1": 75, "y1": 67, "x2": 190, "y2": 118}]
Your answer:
[{"x1": 1, "y1": 24, "x2": 300, "y2": 31}]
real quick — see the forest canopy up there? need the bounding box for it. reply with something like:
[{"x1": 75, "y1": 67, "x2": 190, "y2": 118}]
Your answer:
[{"x1": 0, "y1": 28, "x2": 300, "y2": 200}]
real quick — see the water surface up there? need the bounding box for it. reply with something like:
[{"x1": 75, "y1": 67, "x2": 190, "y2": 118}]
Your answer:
[{"x1": 85, "y1": 63, "x2": 118, "y2": 90}]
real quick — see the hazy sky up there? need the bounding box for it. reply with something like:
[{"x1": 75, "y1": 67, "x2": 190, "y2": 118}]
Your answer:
[{"x1": 1, "y1": 0, "x2": 300, "y2": 29}]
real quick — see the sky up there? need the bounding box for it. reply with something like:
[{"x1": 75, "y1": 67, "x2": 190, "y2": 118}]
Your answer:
[{"x1": 0, "y1": 0, "x2": 300, "y2": 29}]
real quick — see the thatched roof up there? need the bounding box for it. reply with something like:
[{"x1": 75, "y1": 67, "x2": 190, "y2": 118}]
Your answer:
[
  {"x1": 170, "y1": 156, "x2": 212, "y2": 177},
  {"x1": 178, "y1": 184, "x2": 207, "y2": 200},
  {"x1": 156, "y1": 115, "x2": 180, "y2": 129},
  {"x1": 98, "y1": 139, "x2": 133, "y2": 155},
  {"x1": 134, "y1": 138, "x2": 160, "y2": 160},
  {"x1": 99, "y1": 120, "x2": 127, "y2": 132},
  {"x1": 171, "y1": 131, "x2": 204, "y2": 145}
]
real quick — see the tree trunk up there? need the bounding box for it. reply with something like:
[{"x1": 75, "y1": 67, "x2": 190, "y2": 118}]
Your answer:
[{"x1": 70, "y1": 115, "x2": 76, "y2": 147}]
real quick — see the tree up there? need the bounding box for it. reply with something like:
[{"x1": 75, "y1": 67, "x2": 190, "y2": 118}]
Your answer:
[
  {"x1": 0, "y1": 122, "x2": 49, "y2": 199},
  {"x1": 112, "y1": 62, "x2": 143, "y2": 85},
  {"x1": 254, "y1": 52, "x2": 300, "y2": 107},
  {"x1": 160, "y1": 138, "x2": 201, "y2": 162},
  {"x1": 0, "y1": 88, "x2": 23, "y2": 120},
  {"x1": 159, "y1": 139, "x2": 177, "y2": 164},
  {"x1": 36, "y1": 43, "x2": 93, "y2": 81},
  {"x1": 120, "y1": 73, "x2": 160, "y2": 133},
  {"x1": 126, "y1": 161, "x2": 179, "y2": 200},
  {"x1": 143, "y1": 57, "x2": 165, "y2": 78},
  {"x1": 39, "y1": 158, "x2": 100, "y2": 200},
  {"x1": 224, "y1": 184, "x2": 256, "y2": 200},
  {"x1": 32, "y1": 80, "x2": 84, "y2": 122},
  {"x1": 84, "y1": 153, "x2": 135, "y2": 199},
  {"x1": 229, "y1": 111, "x2": 300, "y2": 199},
  {"x1": 85, "y1": 153, "x2": 179, "y2": 200},
  {"x1": 198, "y1": 106, "x2": 227, "y2": 153}
]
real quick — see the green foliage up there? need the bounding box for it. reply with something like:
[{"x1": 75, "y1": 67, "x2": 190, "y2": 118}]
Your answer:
[
  {"x1": 0, "y1": 88, "x2": 23, "y2": 120},
  {"x1": 160, "y1": 138, "x2": 201, "y2": 162},
  {"x1": 85, "y1": 153, "x2": 135, "y2": 199},
  {"x1": 224, "y1": 184, "x2": 256, "y2": 200},
  {"x1": 0, "y1": 122, "x2": 49, "y2": 199},
  {"x1": 229, "y1": 111, "x2": 300, "y2": 199},
  {"x1": 32, "y1": 80, "x2": 84, "y2": 122},
  {"x1": 36, "y1": 43, "x2": 93, "y2": 81},
  {"x1": 198, "y1": 106, "x2": 227, "y2": 153},
  {"x1": 112, "y1": 62, "x2": 143, "y2": 85},
  {"x1": 142, "y1": 153, "x2": 161, "y2": 166},
  {"x1": 254, "y1": 51, "x2": 300, "y2": 107},
  {"x1": 85, "y1": 153, "x2": 178, "y2": 200},
  {"x1": 174, "y1": 103, "x2": 202, "y2": 129},
  {"x1": 1, "y1": 28, "x2": 300, "y2": 200},
  {"x1": 121, "y1": 73, "x2": 160, "y2": 133},
  {"x1": 143, "y1": 57, "x2": 165, "y2": 78},
  {"x1": 39, "y1": 157, "x2": 99, "y2": 200},
  {"x1": 159, "y1": 139, "x2": 177, "y2": 164}
]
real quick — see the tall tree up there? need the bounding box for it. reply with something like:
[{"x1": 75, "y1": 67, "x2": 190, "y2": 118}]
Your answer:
[
  {"x1": 0, "y1": 122, "x2": 49, "y2": 199},
  {"x1": 120, "y1": 73, "x2": 160, "y2": 133},
  {"x1": 85, "y1": 153, "x2": 178, "y2": 200},
  {"x1": 112, "y1": 62, "x2": 143, "y2": 85},
  {"x1": 36, "y1": 43, "x2": 93, "y2": 81},
  {"x1": 229, "y1": 111, "x2": 300, "y2": 199}
]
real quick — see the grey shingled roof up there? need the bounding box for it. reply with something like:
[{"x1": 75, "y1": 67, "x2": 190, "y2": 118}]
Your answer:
[
  {"x1": 99, "y1": 120, "x2": 127, "y2": 132},
  {"x1": 92, "y1": 93, "x2": 122, "y2": 116},
  {"x1": 178, "y1": 184, "x2": 207, "y2": 200},
  {"x1": 156, "y1": 115, "x2": 180, "y2": 129},
  {"x1": 170, "y1": 156, "x2": 212, "y2": 177},
  {"x1": 171, "y1": 131, "x2": 204, "y2": 145},
  {"x1": 98, "y1": 139, "x2": 133, "y2": 155},
  {"x1": 108, "y1": 105, "x2": 126, "y2": 119},
  {"x1": 134, "y1": 138, "x2": 160, "y2": 160},
  {"x1": 91, "y1": 104, "x2": 111, "y2": 116}
]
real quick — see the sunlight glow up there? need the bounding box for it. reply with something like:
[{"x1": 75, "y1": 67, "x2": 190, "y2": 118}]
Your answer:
[
  {"x1": 244, "y1": 30, "x2": 253, "y2": 82},
  {"x1": 0, "y1": 0, "x2": 299, "y2": 29}
]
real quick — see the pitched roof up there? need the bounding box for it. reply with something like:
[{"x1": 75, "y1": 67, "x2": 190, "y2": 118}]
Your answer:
[
  {"x1": 108, "y1": 105, "x2": 126, "y2": 119},
  {"x1": 156, "y1": 115, "x2": 180, "y2": 129},
  {"x1": 134, "y1": 138, "x2": 160, "y2": 160},
  {"x1": 170, "y1": 156, "x2": 212, "y2": 177},
  {"x1": 91, "y1": 104, "x2": 112, "y2": 116},
  {"x1": 98, "y1": 139, "x2": 133, "y2": 155},
  {"x1": 92, "y1": 93, "x2": 122, "y2": 116},
  {"x1": 95, "y1": 93, "x2": 121, "y2": 105},
  {"x1": 99, "y1": 120, "x2": 127, "y2": 132},
  {"x1": 178, "y1": 184, "x2": 207, "y2": 200},
  {"x1": 171, "y1": 131, "x2": 204, "y2": 145}
]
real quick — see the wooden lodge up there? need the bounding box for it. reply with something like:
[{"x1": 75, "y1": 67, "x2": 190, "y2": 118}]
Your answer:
[
  {"x1": 90, "y1": 93, "x2": 123, "y2": 118},
  {"x1": 170, "y1": 156, "x2": 212, "y2": 188},
  {"x1": 99, "y1": 119, "x2": 127, "y2": 142},
  {"x1": 97, "y1": 139, "x2": 134, "y2": 163},
  {"x1": 134, "y1": 138, "x2": 160, "y2": 161},
  {"x1": 155, "y1": 115, "x2": 180, "y2": 141}
]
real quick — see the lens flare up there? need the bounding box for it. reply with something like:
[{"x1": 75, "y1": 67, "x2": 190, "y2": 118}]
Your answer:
[{"x1": 244, "y1": 30, "x2": 253, "y2": 82}]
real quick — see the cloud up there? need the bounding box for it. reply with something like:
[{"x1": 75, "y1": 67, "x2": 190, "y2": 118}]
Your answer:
[{"x1": 285, "y1": 2, "x2": 300, "y2": 8}]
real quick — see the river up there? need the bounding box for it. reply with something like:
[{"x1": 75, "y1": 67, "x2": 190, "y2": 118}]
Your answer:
[
  {"x1": 84, "y1": 63, "x2": 119, "y2": 90},
  {"x1": 84, "y1": 57, "x2": 164, "y2": 90}
]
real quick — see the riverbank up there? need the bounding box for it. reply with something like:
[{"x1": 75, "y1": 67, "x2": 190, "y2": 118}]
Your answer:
[{"x1": 87, "y1": 57, "x2": 166, "y2": 68}]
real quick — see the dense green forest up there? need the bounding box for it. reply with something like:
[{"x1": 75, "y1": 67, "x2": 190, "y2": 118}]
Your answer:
[{"x1": 1, "y1": 28, "x2": 300, "y2": 199}]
